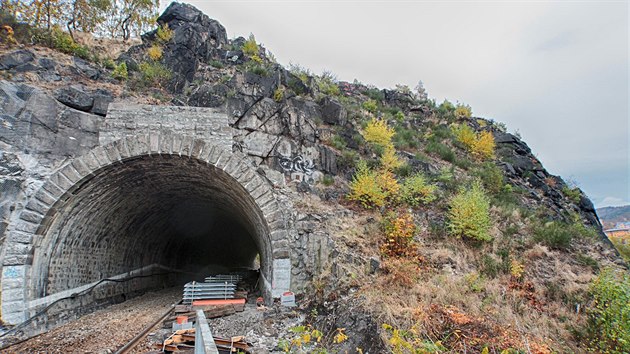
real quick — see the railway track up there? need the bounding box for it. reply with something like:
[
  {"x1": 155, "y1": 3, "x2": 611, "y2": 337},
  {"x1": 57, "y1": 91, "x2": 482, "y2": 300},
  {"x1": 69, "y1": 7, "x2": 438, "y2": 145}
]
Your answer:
[
  {"x1": 0, "y1": 288, "x2": 182, "y2": 353},
  {"x1": 114, "y1": 302, "x2": 179, "y2": 354}
]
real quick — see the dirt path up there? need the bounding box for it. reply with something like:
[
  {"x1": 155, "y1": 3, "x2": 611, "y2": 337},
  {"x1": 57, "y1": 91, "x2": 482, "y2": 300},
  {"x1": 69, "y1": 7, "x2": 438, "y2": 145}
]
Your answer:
[{"x1": 1, "y1": 288, "x2": 181, "y2": 354}]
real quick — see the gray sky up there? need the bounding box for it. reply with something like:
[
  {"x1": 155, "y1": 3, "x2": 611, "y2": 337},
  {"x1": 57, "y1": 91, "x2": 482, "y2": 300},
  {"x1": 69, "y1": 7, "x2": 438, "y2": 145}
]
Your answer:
[{"x1": 181, "y1": 0, "x2": 629, "y2": 208}]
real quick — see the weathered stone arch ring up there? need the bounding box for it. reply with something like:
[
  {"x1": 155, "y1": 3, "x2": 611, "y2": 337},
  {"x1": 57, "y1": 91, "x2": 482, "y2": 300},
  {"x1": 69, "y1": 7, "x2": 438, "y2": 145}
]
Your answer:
[{"x1": 1, "y1": 133, "x2": 291, "y2": 325}]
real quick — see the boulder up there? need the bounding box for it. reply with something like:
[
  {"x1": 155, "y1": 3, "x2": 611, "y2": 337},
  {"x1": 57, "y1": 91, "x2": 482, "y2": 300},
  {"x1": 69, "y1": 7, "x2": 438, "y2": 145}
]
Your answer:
[
  {"x1": 154, "y1": 2, "x2": 229, "y2": 92},
  {"x1": 91, "y1": 89, "x2": 114, "y2": 116},
  {"x1": 38, "y1": 58, "x2": 57, "y2": 70},
  {"x1": 383, "y1": 88, "x2": 416, "y2": 112},
  {"x1": 116, "y1": 52, "x2": 139, "y2": 72},
  {"x1": 0, "y1": 50, "x2": 35, "y2": 70},
  {"x1": 54, "y1": 86, "x2": 94, "y2": 112},
  {"x1": 319, "y1": 97, "x2": 347, "y2": 126},
  {"x1": 73, "y1": 57, "x2": 100, "y2": 80}
]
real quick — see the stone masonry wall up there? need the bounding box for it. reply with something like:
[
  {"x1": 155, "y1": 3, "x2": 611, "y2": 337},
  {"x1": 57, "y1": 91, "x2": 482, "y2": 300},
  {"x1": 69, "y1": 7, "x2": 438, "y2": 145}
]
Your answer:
[{"x1": 100, "y1": 103, "x2": 234, "y2": 149}]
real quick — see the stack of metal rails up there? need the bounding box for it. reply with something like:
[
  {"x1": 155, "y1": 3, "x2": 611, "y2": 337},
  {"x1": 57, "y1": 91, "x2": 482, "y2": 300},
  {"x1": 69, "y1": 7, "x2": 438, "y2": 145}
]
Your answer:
[{"x1": 182, "y1": 274, "x2": 243, "y2": 305}]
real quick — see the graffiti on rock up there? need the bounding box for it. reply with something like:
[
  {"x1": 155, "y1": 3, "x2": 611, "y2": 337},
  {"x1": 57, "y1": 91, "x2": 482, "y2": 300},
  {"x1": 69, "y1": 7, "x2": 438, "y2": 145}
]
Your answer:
[{"x1": 279, "y1": 155, "x2": 315, "y2": 175}]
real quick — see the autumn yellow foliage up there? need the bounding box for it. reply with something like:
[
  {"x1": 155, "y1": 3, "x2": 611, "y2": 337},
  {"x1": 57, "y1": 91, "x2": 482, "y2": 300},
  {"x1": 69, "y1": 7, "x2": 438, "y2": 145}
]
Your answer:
[
  {"x1": 363, "y1": 118, "x2": 395, "y2": 149},
  {"x1": 472, "y1": 131, "x2": 496, "y2": 160},
  {"x1": 348, "y1": 161, "x2": 399, "y2": 208},
  {"x1": 453, "y1": 124, "x2": 476, "y2": 149},
  {"x1": 147, "y1": 45, "x2": 163, "y2": 60},
  {"x1": 381, "y1": 211, "x2": 417, "y2": 257},
  {"x1": 454, "y1": 103, "x2": 472, "y2": 119},
  {"x1": 380, "y1": 146, "x2": 403, "y2": 171},
  {"x1": 448, "y1": 180, "x2": 492, "y2": 241},
  {"x1": 453, "y1": 124, "x2": 496, "y2": 160}
]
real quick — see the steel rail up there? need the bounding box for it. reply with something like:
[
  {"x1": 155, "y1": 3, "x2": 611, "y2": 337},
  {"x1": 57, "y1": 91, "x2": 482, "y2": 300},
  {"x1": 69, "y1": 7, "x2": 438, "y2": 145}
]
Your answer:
[{"x1": 114, "y1": 301, "x2": 180, "y2": 354}]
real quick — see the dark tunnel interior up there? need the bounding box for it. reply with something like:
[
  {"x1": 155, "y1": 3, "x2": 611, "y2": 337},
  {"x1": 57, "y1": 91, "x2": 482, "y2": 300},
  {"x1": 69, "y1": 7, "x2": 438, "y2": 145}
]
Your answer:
[{"x1": 31, "y1": 155, "x2": 270, "y2": 298}]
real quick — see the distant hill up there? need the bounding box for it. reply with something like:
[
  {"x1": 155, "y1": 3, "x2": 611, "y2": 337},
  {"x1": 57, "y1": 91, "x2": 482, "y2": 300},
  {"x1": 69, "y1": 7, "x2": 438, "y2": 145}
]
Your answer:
[{"x1": 597, "y1": 205, "x2": 630, "y2": 228}]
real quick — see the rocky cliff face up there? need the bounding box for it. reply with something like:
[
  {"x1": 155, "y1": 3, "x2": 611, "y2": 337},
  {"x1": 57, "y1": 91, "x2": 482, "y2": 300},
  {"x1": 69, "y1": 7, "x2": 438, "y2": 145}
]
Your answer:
[{"x1": 0, "y1": 2, "x2": 626, "y2": 352}]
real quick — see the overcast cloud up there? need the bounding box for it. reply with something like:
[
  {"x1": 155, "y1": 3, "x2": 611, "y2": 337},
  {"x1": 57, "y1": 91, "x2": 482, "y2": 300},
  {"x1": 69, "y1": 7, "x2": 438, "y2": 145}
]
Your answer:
[{"x1": 182, "y1": 0, "x2": 629, "y2": 208}]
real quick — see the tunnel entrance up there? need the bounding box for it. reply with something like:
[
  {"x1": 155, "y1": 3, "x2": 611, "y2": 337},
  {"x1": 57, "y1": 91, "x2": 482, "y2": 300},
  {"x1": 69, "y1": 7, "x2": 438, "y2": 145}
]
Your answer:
[
  {"x1": 33, "y1": 155, "x2": 268, "y2": 298},
  {"x1": 1, "y1": 136, "x2": 291, "y2": 325}
]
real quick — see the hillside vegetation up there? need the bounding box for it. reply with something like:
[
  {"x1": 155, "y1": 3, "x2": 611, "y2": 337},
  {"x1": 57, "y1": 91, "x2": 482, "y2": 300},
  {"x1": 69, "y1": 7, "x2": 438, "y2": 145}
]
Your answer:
[{"x1": 1, "y1": 2, "x2": 628, "y2": 353}]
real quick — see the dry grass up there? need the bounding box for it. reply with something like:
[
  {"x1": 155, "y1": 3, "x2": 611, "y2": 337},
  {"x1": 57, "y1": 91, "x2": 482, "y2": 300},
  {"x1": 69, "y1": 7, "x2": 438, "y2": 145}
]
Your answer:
[{"x1": 351, "y1": 212, "x2": 601, "y2": 353}]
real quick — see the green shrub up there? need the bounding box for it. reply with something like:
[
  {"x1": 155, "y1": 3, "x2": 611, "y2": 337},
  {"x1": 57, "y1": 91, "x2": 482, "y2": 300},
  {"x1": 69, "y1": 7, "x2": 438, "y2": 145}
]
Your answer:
[
  {"x1": 47, "y1": 27, "x2": 91, "y2": 60},
  {"x1": 610, "y1": 237, "x2": 630, "y2": 263},
  {"x1": 245, "y1": 62, "x2": 269, "y2": 77},
  {"x1": 453, "y1": 156, "x2": 473, "y2": 170},
  {"x1": 321, "y1": 175, "x2": 334, "y2": 186},
  {"x1": 425, "y1": 141, "x2": 455, "y2": 163},
  {"x1": 534, "y1": 221, "x2": 574, "y2": 249},
  {"x1": 317, "y1": 76, "x2": 340, "y2": 96},
  {"x1": 362, "y1": 99, "x2": 378, "y2": 113},
  {"x1": 103, "y1": 57, "x2": 116, "y2": 70},
  {"x1": 576, "y1": 254, "x2": 600, "y2": 271},
  {"x1": 209, "y1": 60, "x2": 224, "y2": 69},
  {"x1": 454, "y1": 103, "x2": 472, "y2": 119},
  {"x1": 480, "y1": 254, "x2": 510, "y2": 278},
  {"x1": 393, "y1": 126, "x2": 419, "y2": 149},
  {"x1": 429, "y1": 125, "x2": 453, "y2": 142},
  {"x1": 533, "y1": 218, "x2": 596, "y2": 250},
  {"x1": 400, "y1": 173, "x2": 437, "y2": 206},
  {"x1": 338, "y1": 150, "x2": 359, "y2": 170},
  {"x1": 112, "y1": 62, "x2": 128, "y2": 80},
  {"x1": 138, "y1": 62, "x2": 171, "y2": 87},
  {"x1": 474, "y1": 162, "x2": 505, "y2": 195},
  {"x1": 434, "y1": 167, "x2": 458, "y2": 192},
  {"x1": 242, "y1": 33, "x2": 259, "y2": 56},
  {"x1": 448, "y1": 181, "x2": 492, "y2": 241},
  {"x1": 562, "y1": 186, "x2": 582, "y2": 203},
  {"x1": 585, "y1": 268, "x2": 630, "y2": 353},
  {"x1": 288, "y1": 63, "x2": 311, "y2": 84},
  {"x1": 362, "y1": 87, "x2": 385, "y2": 101},
  {"x1": 395, "y1": 164, "x2": 413, "y2": 177},
  {"x1": 437, "y1": 99, "x2": 456, "y2": 119},
  {"x1": 329, "y1": 134, "x2": 347, "y2": 150}
]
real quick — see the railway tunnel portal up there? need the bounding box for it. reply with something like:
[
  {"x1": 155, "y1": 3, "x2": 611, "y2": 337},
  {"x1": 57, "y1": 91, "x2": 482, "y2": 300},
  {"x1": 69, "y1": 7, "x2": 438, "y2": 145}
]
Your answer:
[{"x1": 1, "y1": 105, "x2": 293, "y2": 326}]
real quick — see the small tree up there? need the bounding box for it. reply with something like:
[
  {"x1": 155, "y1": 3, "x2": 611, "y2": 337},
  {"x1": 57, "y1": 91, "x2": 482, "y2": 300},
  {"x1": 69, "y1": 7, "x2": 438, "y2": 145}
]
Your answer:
[
  {"x1": 348, "y1": 161, "x2": 387, "y2": 208},
  {"x1": 380, "y1": 146, "x2": 402, "y2": 172},
  {"x1": 448, "y1": 181, "x2": 492, "y2": 241},
  {"x1": 452, "y1": 124, "x2": 496, "y2": 161},
  {"x1": 242, "y1": 33, "x2": 259, "y2": 56},
  {"x1": 381, "y1": 210, "x2": 417, "y2": 257},
  {"x1": 472, "y1": 131, "x2": 496, "y2": 160},
  {"x1": 348, "y1": 160, "x2": 400, "y2": 209},
  {"x1": 454, "y1": 103, "x2": 472, "y2": 119},
  {"x1": 452, "y1": 124, "x2": 476, "y2": 149},
  {"x1": 363, "y1": 118, "x2": 395, "y2": 149},
  {"x1": 400, "y1": 173, "x2": 437, "y2": 206},
  {"x1": 586, "y1": 268, "x2": 630, "y2": 353}
]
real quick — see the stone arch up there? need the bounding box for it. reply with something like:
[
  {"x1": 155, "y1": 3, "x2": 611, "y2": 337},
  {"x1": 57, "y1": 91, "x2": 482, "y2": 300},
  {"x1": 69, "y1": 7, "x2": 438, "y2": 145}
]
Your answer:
[{"x1": 1, "y1": 133, "x2": 291, "y2": 325}]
